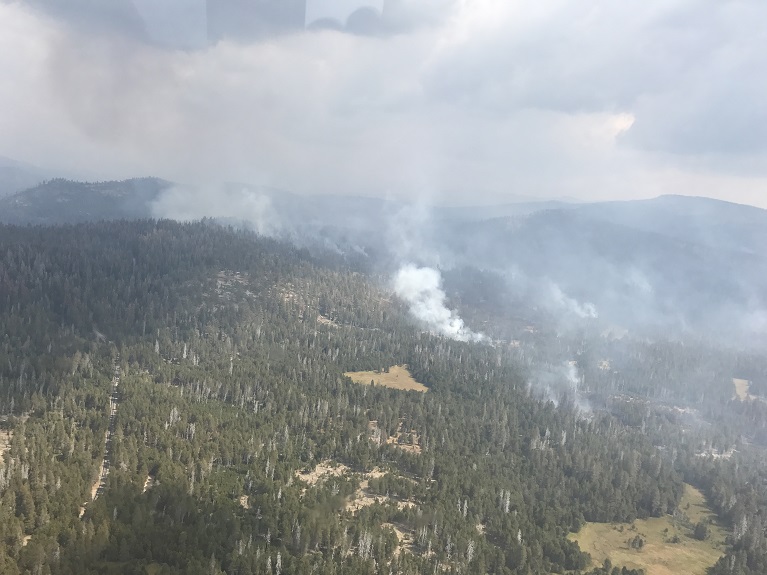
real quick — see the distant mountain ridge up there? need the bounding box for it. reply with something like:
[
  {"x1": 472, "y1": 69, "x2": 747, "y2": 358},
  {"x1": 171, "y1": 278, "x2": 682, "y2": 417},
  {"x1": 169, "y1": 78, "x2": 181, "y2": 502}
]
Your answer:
[
  {"x1": 2, "y1": 176, "x2": 765, "y2": 344},
  {"x1": 0, "y1": 155, "x2": 62, "y2": 198},
  {"x1": 0, "y1": 177, "x2": 171, "y2": 225},
  {"x1": 443, "y1": 203, "x2": 767, "y2": 339},
  {"x1": 571, "y1": 195, "x2": 767, "y2": 255}
]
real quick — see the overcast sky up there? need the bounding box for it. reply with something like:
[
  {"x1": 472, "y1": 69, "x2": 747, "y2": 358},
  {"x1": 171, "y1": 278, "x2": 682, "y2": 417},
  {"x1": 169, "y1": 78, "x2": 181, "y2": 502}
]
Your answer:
[{"x1": 1, "y1": 0, "x2": 765, "y2": 207}]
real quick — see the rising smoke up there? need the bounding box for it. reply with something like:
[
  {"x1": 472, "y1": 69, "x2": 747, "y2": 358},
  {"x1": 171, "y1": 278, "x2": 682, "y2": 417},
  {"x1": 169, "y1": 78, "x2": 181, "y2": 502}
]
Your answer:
[
  {"x1": 545, "y1": 282, "x2": 598, "y2": 319},
  {"x1": 151, "y1": 185, "x2": 281, "y2": 237},
  {"x1": 393, "y1": 264, "x2": 485, "y2": 342},
  {"x1": 533, "y1": 361, "x2": 592, "y2": 414}
]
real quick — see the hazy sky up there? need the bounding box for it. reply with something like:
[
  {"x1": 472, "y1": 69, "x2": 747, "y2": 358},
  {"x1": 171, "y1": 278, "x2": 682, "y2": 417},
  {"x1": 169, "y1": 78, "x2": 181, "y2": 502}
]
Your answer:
[{"x1": 1, "y1": 0, "x2": 765, "y2": 206}]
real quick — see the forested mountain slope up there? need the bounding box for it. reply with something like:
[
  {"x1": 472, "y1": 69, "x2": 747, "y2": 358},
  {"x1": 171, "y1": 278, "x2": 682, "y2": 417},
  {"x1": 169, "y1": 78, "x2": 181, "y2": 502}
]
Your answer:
[
  {"x1": 5, "y1": 178, "x2": 766, "y2": 346},
  {"x1": 0, "y1": 220, "x2": 701, "y2": 574},
  {"x1": 0, "y1": 179, "x2": 169, "y2": 225}
]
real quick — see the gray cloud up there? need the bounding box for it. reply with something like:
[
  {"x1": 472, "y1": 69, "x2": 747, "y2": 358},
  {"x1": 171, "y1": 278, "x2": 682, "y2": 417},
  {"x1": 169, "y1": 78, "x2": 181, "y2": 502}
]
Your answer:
[
  {"x1": 23, "y1": 0, "x2": 148, "y2": 36},
  {"x1": 306, "y1": 1, "x2": 384, "y2": 28},
  {"x1": 1, "y1": 0, "x2": 766, "y2": 207}
]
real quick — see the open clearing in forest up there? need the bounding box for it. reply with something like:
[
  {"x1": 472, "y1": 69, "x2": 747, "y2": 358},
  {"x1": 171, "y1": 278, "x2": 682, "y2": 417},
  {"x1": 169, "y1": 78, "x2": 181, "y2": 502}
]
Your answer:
[
  {"x1": 569, "y1": 484, "x2": 727, "y2": 575},
  {"x1": 733, "y1": 378, "x2": 752, "y2": 400},
  {"x1": 383, "y1": 522, "x2": 414, "y2": 556},
  {"x1": 369, "y1": 419, "x2": 423, "y2": 454},
  {"x1": 296, "y1": 461, "x2": 351, "y2": 488},
  {"x1": 345, "y1": 365, "x2": 428, "y2": 392},
  {"x1": 347, "y1": 468, "x2": 387, "y2": 512},
  {"x1": 0, "y1": 428, "x2": 11, "y2": 466},
  {"x1": 732, "y1": 377, "x2": 767, "y2": 404},
  {"x1": 296, "y1": 461, "x2": 417, "y2": 514}
]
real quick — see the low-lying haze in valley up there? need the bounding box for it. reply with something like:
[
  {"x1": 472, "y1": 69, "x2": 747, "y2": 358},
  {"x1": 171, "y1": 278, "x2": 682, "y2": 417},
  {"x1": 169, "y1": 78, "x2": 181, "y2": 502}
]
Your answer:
[{"x1": 2, "y1": 174, "x2": 766, "y2": 350}]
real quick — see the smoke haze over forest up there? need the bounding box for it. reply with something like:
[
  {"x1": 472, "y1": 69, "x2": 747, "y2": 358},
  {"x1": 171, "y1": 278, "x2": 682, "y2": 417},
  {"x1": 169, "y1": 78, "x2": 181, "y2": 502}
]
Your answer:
[
  {"x1": 4, "y1": 5, "x2": 767, "y2": 575},
  {"x1": 1, "y1": 0, "x2": 766, "y2": 348}
]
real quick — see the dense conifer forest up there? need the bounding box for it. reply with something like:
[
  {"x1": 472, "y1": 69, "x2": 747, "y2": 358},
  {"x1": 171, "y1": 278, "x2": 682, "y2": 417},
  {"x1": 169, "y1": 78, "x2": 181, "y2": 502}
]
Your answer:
[{"x1": 0, "y1": 220, "x2": 766, "y2": 574}]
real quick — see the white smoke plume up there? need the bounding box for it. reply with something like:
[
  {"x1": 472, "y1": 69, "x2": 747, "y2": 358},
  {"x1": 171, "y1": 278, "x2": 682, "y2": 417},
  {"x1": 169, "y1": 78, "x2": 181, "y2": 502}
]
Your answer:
[
  {"x1": 546, "y1": 282, "x2": 598, "y2": 319},
  {"x1": 151, "y1": 185, "x2": 281, "y2": 237},
  {"x1": 565, "y1": 361, "x2": 592, "y2": 413},
  {"x1": 394, "y1": 264, "x2": 485, "y2": 342},
  {"x1": 535, "y1": 361, "x2": 591, "y2": 414}
]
